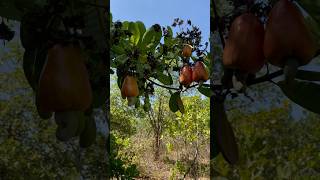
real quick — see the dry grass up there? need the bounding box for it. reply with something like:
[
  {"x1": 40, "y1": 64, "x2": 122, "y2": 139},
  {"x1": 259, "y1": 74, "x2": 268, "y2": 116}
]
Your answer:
[{"x1": 128, "y1": 132, "x2": 210, "y2": 179}]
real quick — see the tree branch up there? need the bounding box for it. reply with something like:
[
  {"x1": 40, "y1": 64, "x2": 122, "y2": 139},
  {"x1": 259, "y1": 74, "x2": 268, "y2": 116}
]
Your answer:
[
  {"x1": 147, "y1": 111, "x2": 156, "y2": 131},
  {"x1": 146, "y1": 77, "x2": 212, "y2": 93},
  {"x1": 247, "y1": 69, "x2": 283, "y2": 86},
  {"x1": 146, "y1": 78, "x2": 180, "y2": 91},
  {"x1": 157, "y1": 97, "x2": 163, "y2": 131},
  {"x1": 182, "y1": 83, "x2": 200, "y2": 92}
]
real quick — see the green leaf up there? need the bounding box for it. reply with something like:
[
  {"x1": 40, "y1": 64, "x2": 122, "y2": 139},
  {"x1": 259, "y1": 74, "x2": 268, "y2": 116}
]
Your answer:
[
  {"x1": 294, "y1": 1, "x2": 320, "y2": 46},
  {"x1": 140, "y1": 26, "x2": 162, "y2": 51},
  {"x1": 129, "y1": 22, "x2": 140, "y2": 46},
  {"x1": 111, "y1": 45, "x2": 125, "y2": 54},
  {"x1": 296, "y1": 69, "x2": 320, "y2": 81},
  {"x1": 122, "y1": 21, "x2": 129, "y2": 30},
  {"x1": 156, "y1": 71, "x2": 173, "y2": 85},
  {"x1": 136, "y1": 21, "x2": 146, "y2": 45},
  {"x1": 166, "y1": 26, "x2": 173, "y2": 38},
  {"x1": 114, "y1": 54, "x2": 128, "y2": 66},
  {"x1": 177, "y1": 96, "x2": 185, "y2": 114},
  {"x1": 23, "y1": 48, "x2": 47, "y2": 92},
  {"x1": 297, "y1": 0, "x2": 320, "y2": 24},
  {"x1": 169, "y1": 92, "x2": 180, "y2": 113},
  {"x1": 169, "y1": 92, "x2": 185, "y2": 114},
  {"x1": 304, "y1": 16, "x2": 320, "y2": 46},
  {"x1": 198, "y1": 85, "x2": 214, "y2": 97},
  {"x1": 211, "y1": 128, "x2": 220, "y2": 159},
  {"x1": 151, "y1": 29, "x2": 162, "y2": 50},
  {"x1": 278, "y1": 80, "x2": 320, "y2": 114},
  {"x1": 143, "y1": 95, "x2": 151, "y2": 112},
  {"x1": 140, "y1": 27, "x2": 156, "y2": 49},
  {"x1": 164, "y1": 26, "x2": 173, "y2": 45},
  {"x1": 135, "y1": 97, "x2": 140, "y2": 108},
  {"x1": 135, "y1": 62, "x2": 145, "y2": 79},
  {"x1": 213, "y1": 99, "x2": 238, "y2": 165},
  {"x1": 139, "y1": 54, "x2": 147, "y2": 63},
  {"x1": 166, "y1": 52, "x2": 175, "y2": 59},
  {"x1": 117, "y1": 75, "x2": 124, "y2": 90}
]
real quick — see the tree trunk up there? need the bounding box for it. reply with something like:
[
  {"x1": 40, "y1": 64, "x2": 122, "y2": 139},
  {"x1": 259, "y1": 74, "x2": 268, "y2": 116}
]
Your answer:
[{"x1": 154, "y1": 132, "x2": 161, "y2": 161}]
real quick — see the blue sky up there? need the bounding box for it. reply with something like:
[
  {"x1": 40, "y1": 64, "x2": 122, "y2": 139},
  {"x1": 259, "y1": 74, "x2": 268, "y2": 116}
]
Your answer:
[{"x1": 111, "y1": 0, "x2": 210, "y2": 44}]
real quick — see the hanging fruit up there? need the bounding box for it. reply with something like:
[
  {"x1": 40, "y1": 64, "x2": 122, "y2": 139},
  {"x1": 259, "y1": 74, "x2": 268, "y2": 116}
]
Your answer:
[
  {"x1": 192, "y1": 61, "x2": 209, "y2": 83},
  {"x1": 37, "y1": 43, "x2": 93, "y2": 113},
  {"x1": 223, "y1": 13, "x2": 265, "y2": 73},
  {"x1": 179, "y1": 63, "x2": 193, "y2": 86},
  {"x1": 121, "y1": 75, "x2": 139, "y2": 97},
  {"x1": 181, "y1": 44, "x2": 193, "y2": 58},
  {"x1": 264, "y1": 0, "x2": 317, "y2": 67}
]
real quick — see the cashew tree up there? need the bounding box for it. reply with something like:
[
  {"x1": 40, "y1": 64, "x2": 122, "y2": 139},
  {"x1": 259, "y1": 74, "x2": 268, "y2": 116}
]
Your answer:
[{"x1": 210, "y1": 0, "x2": 320, "y2": 166}]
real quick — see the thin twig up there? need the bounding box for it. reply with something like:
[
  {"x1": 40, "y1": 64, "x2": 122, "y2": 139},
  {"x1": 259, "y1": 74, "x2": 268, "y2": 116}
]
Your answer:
[
  {"x1": 182, "y1": 83, "x2": 201, "y2": 92},
  {"x1": 146, "y1": 78, "x2": 180, "y2": 91},
  {"x1": 269, "y1": 79, "x2": 279, "y2": 87},
  {"x1": 247, "y1": 70, "x2": 283, "y2": 86},
  {"x1": 220, "y1": 70, "x2": 283, "y2": 98}
]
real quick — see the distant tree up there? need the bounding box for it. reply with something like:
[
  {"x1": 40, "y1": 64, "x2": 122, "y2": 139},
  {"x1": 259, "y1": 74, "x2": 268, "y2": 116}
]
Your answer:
[{"x1": 213, "y1": 104, "x2": 320, "y2": 178}]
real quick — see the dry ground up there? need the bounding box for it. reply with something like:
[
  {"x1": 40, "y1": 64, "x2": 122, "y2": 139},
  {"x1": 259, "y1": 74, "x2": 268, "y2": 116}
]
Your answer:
[{"x1": 128, "y1": 132, "x2": 210, "y2": 179}]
